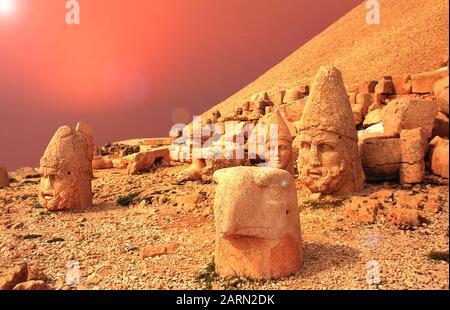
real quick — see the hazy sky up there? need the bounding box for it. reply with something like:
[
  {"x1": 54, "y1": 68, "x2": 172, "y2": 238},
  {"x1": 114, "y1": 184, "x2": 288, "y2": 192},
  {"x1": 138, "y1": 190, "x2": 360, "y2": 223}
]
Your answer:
[{"x1": 0, "y1": 0, "x2": 361, "y2": 169}]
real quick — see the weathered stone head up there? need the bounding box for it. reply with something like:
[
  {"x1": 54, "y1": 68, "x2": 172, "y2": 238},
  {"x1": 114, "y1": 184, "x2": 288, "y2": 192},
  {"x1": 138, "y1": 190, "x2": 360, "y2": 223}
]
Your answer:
[
  {"x1": 213, "y1": 166, "x2": 303, "y2": 280},
  {"x1": 262, "y1": 111, "x2": 294, "y2": 174},
  {"x1": 39, "y1": 124, "x2": 93, "y2": 211},
  {"x1": 297, "y1": 66, "x2": 364, "y2": 194}
]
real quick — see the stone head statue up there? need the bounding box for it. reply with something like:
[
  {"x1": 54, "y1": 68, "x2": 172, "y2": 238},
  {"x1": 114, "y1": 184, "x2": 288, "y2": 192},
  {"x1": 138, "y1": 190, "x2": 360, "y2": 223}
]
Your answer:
[
  {"x1": 297, "y1": 66, "x2": 364, "y2": 194},
  {"x1": 39, "y1": 124, "x2": 93, "y2": 211},
  {"x1": 261, "y1": 111, "x2": 294, "y2": 174},
  {"x1": 213, "y1": 166, "x2": 303, "y2": 279}
]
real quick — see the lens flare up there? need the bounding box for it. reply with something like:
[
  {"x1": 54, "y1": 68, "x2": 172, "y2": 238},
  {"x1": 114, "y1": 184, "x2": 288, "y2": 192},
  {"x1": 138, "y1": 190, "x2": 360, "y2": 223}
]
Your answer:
[{"x1": 0, "y1": 0, "x2": 14, "y2": 16}]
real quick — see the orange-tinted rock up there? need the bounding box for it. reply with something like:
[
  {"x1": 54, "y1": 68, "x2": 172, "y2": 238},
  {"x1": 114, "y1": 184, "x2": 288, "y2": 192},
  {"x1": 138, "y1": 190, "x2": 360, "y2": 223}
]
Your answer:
[
  {"x1": 359, "y1": 80, "x2": 378, "y2": 93},
  {"x1": 297, "y1": 66, "x2": 364, "y2": 194},
  {"x1": 0, "y1": 164, "x2": 9, "y2": 188},
  {"x1": 348, "y1": 92, "x2": 357, "y2": 105},
  {"x1": 429, "y1": 137, "x2": 449, "y2": 178},
  {"x1": 278, "y1": 99, "x2": 305, "y2": 123},
  {"x1": 11, "y1": 167, "x2": 40, "y2": 181},
  {"x1": 273, "y1": 90, "x2": 286, "y2": 106},
  {"x1": 298, "y1": 85, "x2": 310, "y2": 95},
  {"x1": 434, "y1": 76, "x2": 449, "y2": 116},
  {"x1": 345, "y1": 197, "x2": 380, "y2": 224},
  {"x1": 283, "y1": 89, "x2": 303, "y2": 103},
  {"x1": 352, "y1": 104, "x2": 366, "y2": 125},
  {"x1": 391, "y1": 75, "x2": 412, "y2": 95},
  {"x1": 359, "y1": 135, "x2": 401, "y2": 181},
  {"x1": 400, "y1": 128, "x2": 428, "y2": 184},
  {"x1": 382, "y1": 98, "x2": 439, "y2": 138},
  {"x1": 375, "y1": 78, "x2": 394, "y2": 95},
  {"x1": 423, "y1": 200, "x2": 442, "y2": 214},
  {"x1": 92, "y1": 156, "x2": 114, "y2": 170},
  {"x1": 251, "y1": 91, "x2": 270, "y2": 102},
  {"x1": 363, "y1": 109, "x2": 384, "y2": 128},
  {"x1": 356, "y1": 93, "x2": 382, "y2": 112},
  {"x1": 368, "y1": 101, "x2": 384, "y2": 112},
  {"x1": 432, "y1": 112, "x2": 449, "y2": 138},
  {"x1": 141, "y1": 137, "x2": 176, "y2": 146},
  {"x1": 13, "y1": 281, "x2": 52, "y2": 290},
  {"x1": 213, "y1": 167, "x2": 303, "y2": 280},
  {"x1": 394, "y1": 190, "x2": 425, "y2": 209},
  {"x1": 387, "y1": 207, "x2": 426, "y2": 227},
  {"x1": 411, "y1": 67, "x2": 448, "y2": 94},
  {"x1": 0, "y1": 263, "x2": 28, "y2": 290},
  {"x1": 141, "y1": 243, "x2": 179, "y2": 258},
  {"x1": 39, "y1": 124, "x2": 93, "y2": 211},
  {"x1": 127, "y1": 148, "x2": 170, "y2": 175}
]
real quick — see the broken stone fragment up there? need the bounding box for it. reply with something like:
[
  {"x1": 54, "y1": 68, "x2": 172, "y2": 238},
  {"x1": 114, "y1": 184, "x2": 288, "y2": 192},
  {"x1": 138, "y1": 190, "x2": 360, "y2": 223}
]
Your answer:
[
  {"x1": 429, "y1": 137, "x2": 449, "y2": 179},
  {"x1": 411, "y1": 67, "x2": 448, "y2": 94},
  {"x1": 127, "y1": 148, "x2": 170, "y2": 175},
  {"x1": 382, "y1": 98, "x2": 439, "y2": 138},
  {"x1": 359, "y1": 80, "x2": 378, "y2": 93},
  {"x1": 434, "y1": 76, "x2": 449, "y2": 116},
  {"x1": 0, "y1": 263, "x2": 28, "y2": 290},
  {"x1": 359, "y1": 134, "x2": 402, "y2": 181},
  {"x1": 283, "y1": 89, "x2": 303, "y2": 103},
  {"x1": 390, "y1": 75, "x2": 412, "y2": 95},
  {"x1": 363, "y1": 109, "x2": 384, "y2": 128},
  {"x1": 13, "y1": 280, "x2": 53, "y2": 290},
  {"x1": 345, "y1": 197, "x2": 380, "y2": 224},
  {"x1": 375, "y1": 77, "x2": 394, "y2": 95},
  {"x1": 92, "y1": 156, "x2": 114, "y2": 170},
  {"x1": 432, "y1": 112, "x2": 449, "y2": 138},
  {"x1": 400, "y1": 128, "x2": 428, "y2": 184}
]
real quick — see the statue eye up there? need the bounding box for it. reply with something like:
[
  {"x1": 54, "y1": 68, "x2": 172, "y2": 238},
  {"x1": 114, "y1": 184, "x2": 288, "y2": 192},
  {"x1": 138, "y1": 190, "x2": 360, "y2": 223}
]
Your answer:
[
  {"x1": 318, "y1": 143, "x2": 335, "y2": 152},
  {"x1": 300, "y1": 141, "x2": 311, "y2": 150}
]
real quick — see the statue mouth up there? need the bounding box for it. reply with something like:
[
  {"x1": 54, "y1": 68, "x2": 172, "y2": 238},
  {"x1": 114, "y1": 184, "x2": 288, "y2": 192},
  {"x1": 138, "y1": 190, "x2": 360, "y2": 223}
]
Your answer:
[
  {"x1": 42, "y1": 190, "x2": 56, "y2": 200},
  {"x1": 307, "y1": 169, "x2": 323, "y2": 179}
]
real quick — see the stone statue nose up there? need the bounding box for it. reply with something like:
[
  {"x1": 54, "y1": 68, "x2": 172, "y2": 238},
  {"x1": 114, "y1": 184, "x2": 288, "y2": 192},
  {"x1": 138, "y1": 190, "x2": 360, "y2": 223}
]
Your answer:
[
  {"x1": 42, "y1": 176, "x2": 53, "y2": 190},
  {"x1": 310, "y1": 144, "x2": 320, "y2": 166}
]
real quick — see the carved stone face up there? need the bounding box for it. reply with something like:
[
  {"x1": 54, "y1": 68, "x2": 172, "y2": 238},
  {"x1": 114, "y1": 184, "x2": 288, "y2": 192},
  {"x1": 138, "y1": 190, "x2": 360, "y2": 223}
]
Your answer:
[
  {"x1": 39, "y1": 167, "x2": 80, "y2": 211},
  {"x1": 297, "y1": 129, "x2": 348, "y2": 193},
  {"x1": 213, "y1": 166, "x2": 303, "y2": 279},
  {"x1": 266, "y1": 139, "x2": 293, "y2": 173},
  {"x1": 38, "y1": 125, "x2": 93, "y2": 211},
  {"x1": 214, "y1": 167, "x2": 300, "y2": 240}
]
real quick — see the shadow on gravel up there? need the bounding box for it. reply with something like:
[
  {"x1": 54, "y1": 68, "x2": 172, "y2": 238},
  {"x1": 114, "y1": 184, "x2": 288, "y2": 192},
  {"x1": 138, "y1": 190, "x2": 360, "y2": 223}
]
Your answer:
[{"x1": 299, "y1": 242, "x2": 361, "y2": 277}]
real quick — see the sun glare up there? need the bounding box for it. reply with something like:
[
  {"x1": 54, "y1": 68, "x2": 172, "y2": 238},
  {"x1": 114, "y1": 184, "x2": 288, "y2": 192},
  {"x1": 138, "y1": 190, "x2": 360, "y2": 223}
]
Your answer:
[{"x1": 0, "y1": 0, "x2": 14, "y2": 16}]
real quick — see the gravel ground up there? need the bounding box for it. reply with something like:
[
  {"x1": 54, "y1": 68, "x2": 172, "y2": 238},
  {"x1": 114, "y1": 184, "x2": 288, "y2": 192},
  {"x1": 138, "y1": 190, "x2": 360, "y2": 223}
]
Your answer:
[{"x1": 0, "y1": 164, "x2": 448, "y2": 290}]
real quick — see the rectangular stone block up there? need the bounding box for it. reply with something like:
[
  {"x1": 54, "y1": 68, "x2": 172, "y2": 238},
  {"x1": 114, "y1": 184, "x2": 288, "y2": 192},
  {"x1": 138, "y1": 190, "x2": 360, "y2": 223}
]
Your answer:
[
  {"x1": 400, "y1": 162, "x2": 425, "y2": 184},
  {"x1": 356, "y1": 93, "x2": 382, "y2": 111},
  {"x1": 359, "y1": 135, "x2": 402, "y2": 180},
  {"x1": 400, "y1": 128, "x2": 428, "y2": 164},
  {"x1": 298, "y1": 85, "x2": 310, "y2": 95},
  {"x1": 391, "y1": 75, "x2": 412, "y2": 95},
  {"x1": 382, "y1": 98, "x2": 439, "y2": 138},
  {"x1": 375, "y1": 79, "x2": 394, "y2": 95},
  {"x1": 359, "y1": 80, "x2": 378, "y2": 93},
  {"x1": 273, "y1": 90, "x2": 286, "y2": 106},
  {"x1": 142, "y1": 137, "x2": 176, "y2": 146},
  {"x1": 283, "y1": 89, "x2": 303, "y2": 103},
  {"x1": 411, "y1": 67, "x2": 448, "y2": 94}
]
